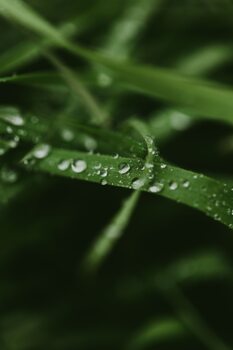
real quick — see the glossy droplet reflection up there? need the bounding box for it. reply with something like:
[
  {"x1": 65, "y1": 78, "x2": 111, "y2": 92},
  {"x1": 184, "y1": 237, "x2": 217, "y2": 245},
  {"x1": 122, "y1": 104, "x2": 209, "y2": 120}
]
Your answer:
[
  {"x1": 131, "y1": 178, "x2": 145, "y2": 190},
  {"x1": 33, "y1": 144, "x2": 51, "y2": 159},
  {"x1": 118, "y1": 163, "x2": 131, "y2": 175},
  {"x1": 71, "y1": 160, "x2": 87, "y2": 173},
  {"x1": 149, "y1": 182, "x2": 164, "y2": 193},
  {"x1": 58, "y1": 159, "x2": 70, "y2": 171}
]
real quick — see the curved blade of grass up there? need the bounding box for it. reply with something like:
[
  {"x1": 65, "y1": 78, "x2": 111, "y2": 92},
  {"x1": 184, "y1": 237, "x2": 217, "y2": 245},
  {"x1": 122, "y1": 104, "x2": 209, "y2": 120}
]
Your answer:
[
  {"x1": 0, "y1": 106, "x2": 232, "y2": 230},
  {"x1": 165, "y1": 251, "x2": 232, "y2": 284},
  {"x1": 0, "y1": 3, "x2": 105, "y2": 75},
  {"x1": 147, "y1": 44, "x2": 233, "y2": 143},
  {"x1": 82, "y1": 191, "x2": 140, "y2": 273},
  {"x1": 46, "y1": 52, "x2": 107, "y2": 125},
  {"x1": 93, "y1": 59, "x2": 233, "y2": 126},
  {"x1": 119, "y1": 251, "x2": 232, "y2": 301},
  {"x1": 1, "y1": 0, "x2": 233, "y2": 126},
  {"x1": 0, "y1": 15, "x2": 85, "y2": 75},
  {"x1": 21, "y1": 147, "x2": 233, "y2": 230},
  {"x1": 176, "y1": 45, "x2": 233, "y2": 76},
  {"x1": 0, "y1": 107, "x2": 145, "y2": 158},
  {"x1": 101, "y1": 0, "x2": 162, "y2": 60},
  {"x1": 82, "y1": 122, "x2": 157, "y2": 273},
  {"x1": 0, "y1": 72, "x2": 69, "y2": 92},
  {"x1": 127, "y1": 317, "x2": 186, "y2": 350}
]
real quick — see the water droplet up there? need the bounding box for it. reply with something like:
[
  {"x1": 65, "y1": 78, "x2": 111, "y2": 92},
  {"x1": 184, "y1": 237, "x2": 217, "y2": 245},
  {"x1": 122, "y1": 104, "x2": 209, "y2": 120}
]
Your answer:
[
  {"x1": 71, "y1": 160, "x2": 87, "y2": 173},
  {"x1": 119, "y1": 163, "x2": 131, "y2": 175},
  {"x1": 169, "y1": 181, "x2": 178, "y2": 190},
  {"x1": 131, "y1": 178, "x2": 145, "y2": 190},
  {"x1": 1, "y1": 168, "x2": 18, "y2": 183},
  {"x1": 160, "y1": 163, "x2": 167, "y2": 169},
  {"x1": 84, "y1": 136, "x2": 97, "y2": 152},
  {"x1": 23, "y1": 158, "x2": 36, "y2": 167},
  {"x1": 214, "y1": 213, "x2": 220, "y2": 221},
  {"x1": 97, "y1": 73, "x2": 112, "y2": 87},
  {"x1": 100, "y1": 168, "x2": 108, "y2": 177},
  {"x1": 33, "y1": 144, "x2": 51, "y2": 159},
  {"x1": 93, "y1": 163, "x2": 101, "y2": 170},
  {"x1": 182, "y1": 180, "x2": 190, "y2": 188},
  {"x1": 0, "y1": 148, "x2": 6, "y2": 156},
  {"x1": 149, "y1": 182, "x2": 164, "y2": 193},
  {"x1": 6, "y1": 126, "x2": 13, "y2": 134},
  {"x1": 101, "y1": 179, "x2": 107, "y2": 186},
  {"x1": 145, "y1": 162, "x2": 154, "y2": 169},
  {"x1": 5, "y1": 114, "x2": 24, "y2": 126},
  {"x1": 170, "y1": 111, "x2": 191, "y2": 131},
  {"x1": 61, "y1": 128, "x2": 74, "y2": 142},
  {"x1": 58, "y1": 159, "x2": 70, "y2": 171}
]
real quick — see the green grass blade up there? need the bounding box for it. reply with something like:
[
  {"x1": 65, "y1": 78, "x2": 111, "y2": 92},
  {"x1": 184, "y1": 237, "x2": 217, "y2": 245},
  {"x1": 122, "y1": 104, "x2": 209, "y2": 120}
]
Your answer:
[
  {"x1": 120, "y1": 251, "x2": 232, "y2": 302},
  {"x1": 82, "y1": 122, "x2": 157, "y2": 273},
  {"x1": 94, "y1": 59, "x2": 233, "y2": 126},
  {"x1": 21, "y1": 147, "x2": 233, "y2": 230},
  {"x1": 127, "y1": 318, "x2": 186, "y2": 349},
  {"x1": 101, "y1": 0, "x2": 162, "y2": 60},
  {"x1": 0, "y1": 4, "x2": 104, "y2": 75},
  {"x1": 176, "y1": 45, "x2": 233, "y2": 76},
  {"x1": 46, "y1": 53, "x2": 107, "y2": 125},
  {"x1": 166, "y1": 251, "x2": 232, "y2": 284},
  {"x1": 82, "y1": 191, "x2": 140, "y2": 273},
  {"x1": 1, "y1": 0, "x2": 233, "y2": 126}
]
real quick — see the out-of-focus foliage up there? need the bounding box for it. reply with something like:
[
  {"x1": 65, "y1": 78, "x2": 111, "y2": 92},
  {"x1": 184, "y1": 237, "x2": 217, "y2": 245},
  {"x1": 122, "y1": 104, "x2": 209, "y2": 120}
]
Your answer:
[{"x1": 0, "y1": 0, "x2": 232, "y2": 349}]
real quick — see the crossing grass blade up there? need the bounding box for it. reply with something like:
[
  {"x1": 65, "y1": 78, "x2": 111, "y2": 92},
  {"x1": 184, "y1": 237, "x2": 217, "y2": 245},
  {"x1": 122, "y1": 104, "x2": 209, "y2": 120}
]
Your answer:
[
  {"x1": 82, "y1": 191, "x2": 140, "y2": 273},
  {"x1": 127, "y1": 317, "x2": 186, "y2": 349},
  {"x1": 1, "y1": 0, "x2": 233, "y2": 126}
]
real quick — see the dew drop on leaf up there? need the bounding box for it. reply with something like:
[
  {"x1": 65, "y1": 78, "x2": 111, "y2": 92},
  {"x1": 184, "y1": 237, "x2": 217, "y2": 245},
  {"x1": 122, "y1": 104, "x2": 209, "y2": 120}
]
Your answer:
[
  {"x1": 5, "y1": 114, "x2": 24, "y2": 126},
  {"x1": 145, "y1": 163, "x2": 154, "y2": 169},
  {"x1": 1, "y1": 168, "x2": 18, "y2": 183},
  {"x1": 6, "y1": 126, "x2": 13, "y2": 134},
  {"x1": 101, "y1": 179, "x2": 107, "y2": 186},
  {"x1": 182, "y1": 180, "x2": 190, "y2": 188},
  {"x1": 97, "y1": 72, "x2": 112, "y2": 87},
  {"x1": 214, "y1": 213, "x2": 221, "y2": 221},
  {"x1": 33, "y1": 144, "x2": 51, "y2": 159},
  {"x1": 131, "y1": 178, "x2": 145, "y2": 190},
  {"x1": 169, "y1": 181, "x2": 178, "y2": 190},
  {"x1": 119, "y1": 163, "x2": 131, "y2": 175},
  {"x1": 71, "y1": 160, "x2": 87, "y2": 173},
  {"x1": 160, "y1": 163, "x2": 167, "y2": 169},
  {"x1": 100, "y1": 168, "x2": 108, "y2": 177},
  {"x1": 61, "y1": 128, "x2": 74, "y2": 142},
  {"x1": 93, "y1": 163, "x2": 101, "y2": 170},
  {"x1": 170, "y1": 111, "x2": 191, "y2": 131},
  {"x1": 58, "y1": 159, "x2": 70, "y2": 171},
  {"x1": 149, "y1": 182, "x2": 164, "y2": 193},
  {"x1": 84, "y1": 136, "x2": 97, "y2": 152},
  {"x1": 0, "y1": 148, "x2": 6, "y2": 156}
]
